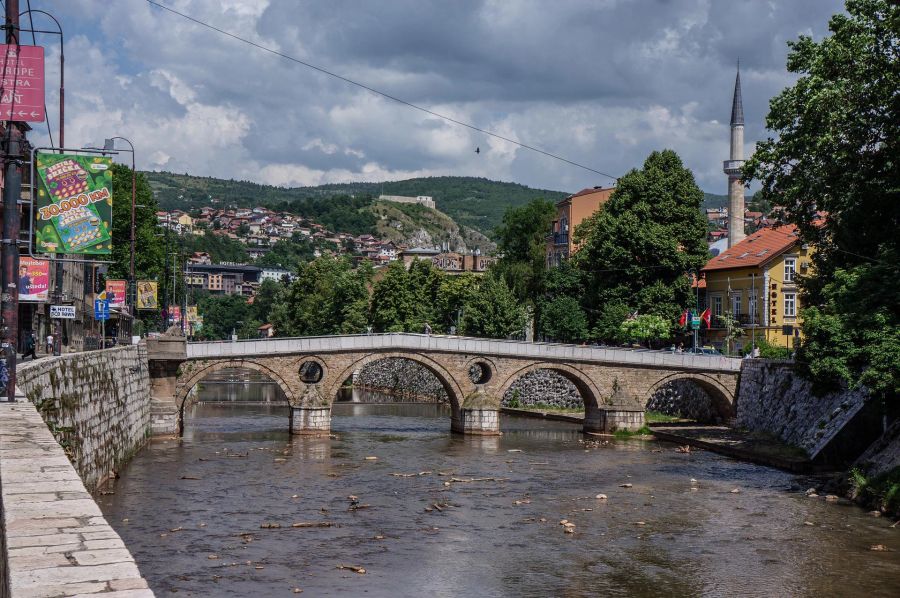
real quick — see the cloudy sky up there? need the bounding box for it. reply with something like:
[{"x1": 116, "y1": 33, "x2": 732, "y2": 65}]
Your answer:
[{"x1": 35, "y1": 0, "x2": 844, "y2": 194}]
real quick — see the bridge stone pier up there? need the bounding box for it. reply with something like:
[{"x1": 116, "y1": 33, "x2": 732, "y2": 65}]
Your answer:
[{"x1": 146, "y1": 333, "x2": 741, "y2": 436}]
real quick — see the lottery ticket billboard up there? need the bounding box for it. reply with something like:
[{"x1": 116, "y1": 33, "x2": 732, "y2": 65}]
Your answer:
[
  {"x1": 34, "y1": 153, "x2": 113, "y2": 255},
  {"x1": 136, "y1": 281, "x2": 158, "y2": 310},
  {"x1": 105, "y1": 280, "x2": 127, "y2": 308},
  {"x1": 18, "y1": 257, "x2": 49, "y2": 302}
]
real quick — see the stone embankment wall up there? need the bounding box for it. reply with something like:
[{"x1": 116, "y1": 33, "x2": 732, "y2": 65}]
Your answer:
[
  {"x1": 736, "y1": 359, "x2": 878, "y2": 463},
  {"x1": 15, "y1": 344, "x2": 152, "y2": 492},
  {"x1": 502, "y1": 370, "x2": 582, "y2": 409},
  {"x1": 356, "y1": 358, "x2": 448, "y2": 402},
  {"x1": 0, "y1": 401, "x2": 153, "y2": 597}
]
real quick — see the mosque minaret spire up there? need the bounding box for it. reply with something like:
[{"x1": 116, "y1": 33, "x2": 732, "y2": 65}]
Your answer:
[{"x1": 724, "y1": 62, "x2": 746, "y2": 248}]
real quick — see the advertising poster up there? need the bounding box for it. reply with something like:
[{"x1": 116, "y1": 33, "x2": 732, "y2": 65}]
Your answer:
[
  {"x1": 105, "y1": 280, "x2": 127, "y2": 308},
  {"x1": 170, "y1": 305, "x2": 181, "y2": 324},
  {"x1": 186, "y1": 305, "x2": 199, "y2": 322},
  {"x1": 34, "y1": 153, "x2": 113, "y2": 255},
  {"x1": 18, "y1": 257, "x2": 49, "y2": 302},
  {"x1": 136, "y1": 281, "x2": 158, "y2": 310}
]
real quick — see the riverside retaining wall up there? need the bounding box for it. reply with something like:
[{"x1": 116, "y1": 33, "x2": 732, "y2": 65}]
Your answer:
[
  {"x1": 15, "y1": 345, "x2": 153, "y2": 492},
  {"x1": 736, "y1": 359, "x2": 881, "y2": 465}
]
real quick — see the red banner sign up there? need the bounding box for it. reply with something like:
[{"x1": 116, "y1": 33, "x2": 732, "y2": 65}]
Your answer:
[
  {"x1": 105, "y1": 279, "x2": 127, "y2": 308},
  {"x1": 0, "y1": 44, "x2": 45, "y2": 122}
]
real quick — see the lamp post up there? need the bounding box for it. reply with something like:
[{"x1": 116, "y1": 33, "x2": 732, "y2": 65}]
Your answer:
[
  {"x1": 689, "y1": 268, "x2": 700, "y2": 353},
  {"x1": 102, "y1": 138, "x2": 136, "y2": 327}
]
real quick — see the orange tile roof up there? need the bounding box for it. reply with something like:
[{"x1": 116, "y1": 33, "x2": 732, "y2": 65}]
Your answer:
[
  {"x1": 702, "y1": 224, "x2": 800, "y2": 272},
  {"x1": 569, "y1": 186, "x2": 615, "y2": 199}
]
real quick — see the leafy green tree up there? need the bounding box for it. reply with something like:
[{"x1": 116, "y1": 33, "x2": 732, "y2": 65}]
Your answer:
[
  {"x1": 591, "y1": 302, "x2": 631, "y2": 345},
  {"x1": 540, "y1": 296, "x2": 588, "y2": 343},
  {"x1": 717, "y1": 312, "x2": 744, "y2": 356},
  {"x1": 574, "y1": 150, "x2": 708, "y2": 322},
  {"x1": 434, "y1": 273, "x2": 479, "y2": 333},
  {"x1": 745, "y1": 0, "x2": 899, "y2": 399},
  {"x1": 459, "y1": 275, "x2": 525, "y2": 339},
  {"x1": 270, "y1": 257, "x2": 371, "y2": 335},
  {"x1": 369, "y1": 260, "x2": 443, "y2": 332},
  {"x1": 107, "y1": 164, "x2": 165, "y2": 285},
  {"x1": 493, "y1": 198, "x2": 556, "y2": 303},
  {"x1": 197, "y1": 294, "x2": 250, "y2": 340},
  {"x1": 250, "y1": 279, "x2": 282, "y2": 324},
  {"x1": 620, "y1": 314, "x2": 671, "y2": 348}
]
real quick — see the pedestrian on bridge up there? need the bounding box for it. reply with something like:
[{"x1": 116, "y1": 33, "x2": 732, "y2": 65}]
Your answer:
[
  {"x1": 424, "y1": 322, "x2": 433, "y2": 335},
  {"x1": 22, "y1": 332, "x2": 37, "y2": 361}
]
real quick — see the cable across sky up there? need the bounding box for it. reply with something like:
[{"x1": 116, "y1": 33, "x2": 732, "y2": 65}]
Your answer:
[{"x1": 145, "y1": 0, "x2": 619, "y2": 183}]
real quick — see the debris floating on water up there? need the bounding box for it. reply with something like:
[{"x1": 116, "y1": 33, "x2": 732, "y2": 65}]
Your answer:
[{"x1": 337, "y1": 564, "x2": 367, "y2": 574}]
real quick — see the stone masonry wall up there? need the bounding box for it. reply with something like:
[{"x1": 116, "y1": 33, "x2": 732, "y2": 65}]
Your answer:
[
  {"x1": 356, "y1": 358, "x2": 449, "y2": 402},
  {"x1": 15, "y1": 344, "x2": 152, "y2": 492},
  {"x1": 736, "y1": 359, "x2": 870, "y2": 459},
  {"x1": 502, "y1": 370, "x2": 582, "y2": 409}
]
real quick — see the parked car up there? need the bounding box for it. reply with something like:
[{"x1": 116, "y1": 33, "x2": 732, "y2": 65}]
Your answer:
[{"x1": 686, "y1": 346, "x2": 722, "y2": 356}]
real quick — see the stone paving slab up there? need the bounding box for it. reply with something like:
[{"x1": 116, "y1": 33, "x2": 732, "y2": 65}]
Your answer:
[{"x1": 1, "y1": 401, "x2": 155, "y2": 597}]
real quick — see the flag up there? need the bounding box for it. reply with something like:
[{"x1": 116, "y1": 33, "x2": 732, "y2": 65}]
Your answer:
[
  {"x1": 678, "y1": 309, "x2": 688, "y2": 327},
  {"x1": 700, "y1": 308, "x2": 711, "y2": 328}
]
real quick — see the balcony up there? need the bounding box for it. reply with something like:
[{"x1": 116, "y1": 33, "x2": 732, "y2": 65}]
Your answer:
[
  {"x1": 552, "y1": 233, "x2": 569, "y2": 246},
  {"x1": 723, "y1": 159, "x2": 745, "y2": 176},
  {"x1": 708, "y1": 312, "x2": 762, "y2": 329}
]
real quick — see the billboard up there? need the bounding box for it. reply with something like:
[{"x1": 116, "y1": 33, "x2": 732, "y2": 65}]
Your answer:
[
  {"x1": 34, "y1": 153, "x2": 113, "y2": 255},
  {"x1": 170, "y1": 305, "x2": 181, "y2": 324},
  {"x1": 18, "y1": 257, "x2": 49, "y2": 302},
  {"x1": 105, "y1": 280, "x2": 127, "y2": 308},
  {"x1": 186, "y1": 305, "x2": 199, "y2": 322},
  {"x1": 136, "y1": 281, "x2": 158, "y2": 310}
]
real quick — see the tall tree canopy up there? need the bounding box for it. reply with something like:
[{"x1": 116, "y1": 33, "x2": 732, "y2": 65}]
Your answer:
[
  {"x1": 493, "y1": 198, "x2": 556, "y2": 303},
  {"x1": 271, "y1": 257, "x2": 371, "y2": 336},
  {"x1": 745, "y1": 0, "x2": 899, "y2": 399},
  {"x1": 107, "y1": 164, "x2": 165, "y2": 284},
  {"x1": 574, "y1": 150, "x2": 708, "y2": 325}
]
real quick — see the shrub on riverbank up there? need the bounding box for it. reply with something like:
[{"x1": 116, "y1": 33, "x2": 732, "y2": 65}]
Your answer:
[{"x1": 848, "y1": 466, "x2": 900, "y2": 517}]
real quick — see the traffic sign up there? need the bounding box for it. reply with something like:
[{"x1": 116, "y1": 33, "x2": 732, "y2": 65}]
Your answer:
[
  {"x1": 0, "y1": 45, "x2": 45, "y2": 123},
  {"x1": 94, "y1": 299, "x2": 110, "y2": 321},
  {"x1": 691, "y1": 316, "x2": 701, "y2": 330}
]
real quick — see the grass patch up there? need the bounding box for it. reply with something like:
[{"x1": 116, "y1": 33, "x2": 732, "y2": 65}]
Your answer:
[
  {"x1": 613, "y1": 425, "x2": 653, "y2": 439},
  {"x1": 645, "y1": 411, "x2": 687, "y2": 424}
]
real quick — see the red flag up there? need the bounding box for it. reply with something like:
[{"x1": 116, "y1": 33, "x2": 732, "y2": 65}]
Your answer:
[
  {"x1": 700, "y1": 308, "x2": 711, "y2": 328},
  {"x1": 678, "y1": 310, "x2": 688, "y2": 327}
]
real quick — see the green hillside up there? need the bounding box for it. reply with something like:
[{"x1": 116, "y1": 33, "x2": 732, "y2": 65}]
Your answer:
[{"x1": 144, "y1": 172, "x2": 566, "y2": 238}]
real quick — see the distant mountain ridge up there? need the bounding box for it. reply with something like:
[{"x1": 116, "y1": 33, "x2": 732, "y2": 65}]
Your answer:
[{"x1": 145, "y1": 172, "x2": 568, "y2": 239}]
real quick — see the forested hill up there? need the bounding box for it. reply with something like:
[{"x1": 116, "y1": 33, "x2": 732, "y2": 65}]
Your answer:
[{"x1": 144, "y1": 172, "x2": 567, "y2": 237}]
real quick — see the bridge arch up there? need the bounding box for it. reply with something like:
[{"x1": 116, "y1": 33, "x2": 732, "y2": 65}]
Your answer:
[
  {"x1": 644, "y1": 372, "x2": 735, "y2": 421},
  {"x1": 326, "y1": 351, "x2": 467, "y2": 420},
  {"x1": 496, "y1": 362, "x2": 603, "y2": 410},
  {"x1": 175, "y1": 359, "x2": 296, "y2": 431}
]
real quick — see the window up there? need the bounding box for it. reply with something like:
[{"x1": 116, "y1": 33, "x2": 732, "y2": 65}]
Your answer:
[
  {"x1": 712, "y1": 295, "x2": 723, "y2": 318},
  {"x1": 784, "y1": 258, "x2": 796, "y2": 282},
  {"x1": 731, "y1": 292, "x2": 742, "y2": 317},
  {"x1": 784, "y1": 293, "x2": 796, "y2": 317}
]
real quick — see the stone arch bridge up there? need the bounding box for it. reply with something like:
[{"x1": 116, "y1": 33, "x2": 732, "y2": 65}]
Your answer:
[{"x1": 147, "y1": 334, "x2": 741, "y2": 436}]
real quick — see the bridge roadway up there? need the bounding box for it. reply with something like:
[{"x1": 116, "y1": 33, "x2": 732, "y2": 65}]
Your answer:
[{"x1": 148, "y1": 333, "x2": 742, "y2": 436}]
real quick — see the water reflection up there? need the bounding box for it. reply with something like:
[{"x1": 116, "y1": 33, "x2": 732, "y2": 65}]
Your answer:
[{"x1": 98, "y1": 377, "x2": 900, "y2": 598}]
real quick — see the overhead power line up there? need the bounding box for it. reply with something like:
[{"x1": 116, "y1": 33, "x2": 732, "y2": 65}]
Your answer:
[{"x1": 145, "y1": 0, "x2": 618, "y2": 182}]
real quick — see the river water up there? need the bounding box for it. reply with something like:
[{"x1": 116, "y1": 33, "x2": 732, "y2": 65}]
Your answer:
[{"x1": 98, "y1": 379, "x2": 900, "y2": 597}]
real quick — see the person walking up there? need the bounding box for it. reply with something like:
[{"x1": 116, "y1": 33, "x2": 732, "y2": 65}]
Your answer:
[
  {"x1": 45, "y1": 333, "x2": 54, "y2": 355},
  {"x1": 22, "y1": 332, "x2": 37, "y2": 361},
  {"x1": 424, "y1": 322, "x2": 433, "y2": 335}
]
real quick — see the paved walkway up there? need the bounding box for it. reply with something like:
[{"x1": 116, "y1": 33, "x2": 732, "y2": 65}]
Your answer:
[{"x1": 0, "y1": 400, "x2": 153, "y2": 598}]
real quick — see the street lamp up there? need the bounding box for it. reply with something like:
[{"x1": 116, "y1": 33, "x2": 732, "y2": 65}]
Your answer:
[
  {"x1": 689, "y1": 268, "x2": 701, "y2": 353},
  {"x1": 103, "y1": 137, "x2": 136, "y2": 325}
]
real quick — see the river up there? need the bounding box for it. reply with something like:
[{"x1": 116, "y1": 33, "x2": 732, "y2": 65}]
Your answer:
[{"x1": 97, "y1": 377, "x2": 900, "y2": 597}]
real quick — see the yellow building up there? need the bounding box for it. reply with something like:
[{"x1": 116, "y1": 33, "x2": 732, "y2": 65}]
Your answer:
[{"x1": 701, "y1": 224, "x2": 813, "y2": 351}]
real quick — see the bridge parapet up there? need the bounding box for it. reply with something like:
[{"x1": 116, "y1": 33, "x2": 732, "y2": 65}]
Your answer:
[{"x1": 186, "y1": 333, "x2": 741, "y2": 373}]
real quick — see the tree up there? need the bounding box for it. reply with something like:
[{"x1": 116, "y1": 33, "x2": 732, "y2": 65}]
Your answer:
[
  {"x1": 270, "y1": 257, "x2": 371, "y2": 336},
  {"x1": 493, "y1": 198, "x2": 556, "y2": 303},
  {"x1": 744, "y1": 0, "x2": 899, "y2": 399},
  {"x1": 538, "y1": 261, "x2": 588, "y2": 342},
  {"x1": 459, "y1": 275, "x2": 525, "y2": 339},
  {"x1": 250, "y1": 279, "x2": 282, "y2": 324},
  {"x1": 540, "y1": 296, "x2": 588, "y2": 343},
  {"x1": 620, "y1": 314, "x2": 671, "y2": 348},
  {"x1": 197, "y1": 294, "x2": 250, "y2": 340},
  {"x1": 574, "y1": 150, "x2": 709, "y2": 322},
  {"x1": 369, "y1": 259, "x2": 443, "y2": 332},
  {"x1": 434, "y1": 273, "x2": 479, "y2": 333},
  {"x1": 107, "y1": 164, "x2": 165, "y2": 285}
]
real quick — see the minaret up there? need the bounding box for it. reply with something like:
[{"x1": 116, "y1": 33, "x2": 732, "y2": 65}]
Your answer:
[{"x1": 723, "y1": 64, "x2": 745, "y2": 248}]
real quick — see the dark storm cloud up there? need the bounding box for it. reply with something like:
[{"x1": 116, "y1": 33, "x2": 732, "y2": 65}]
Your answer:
[{"x1": 43, "y1": 0, "x2": 845, "y2": 191}]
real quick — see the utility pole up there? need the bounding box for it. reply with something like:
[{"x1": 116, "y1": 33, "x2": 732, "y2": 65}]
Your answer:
[{"x1": 2, "y1": 0, "x2": 23, "y2": 401}]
